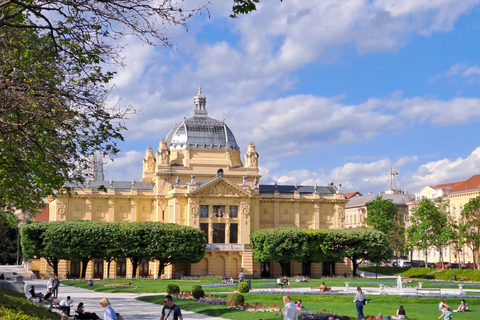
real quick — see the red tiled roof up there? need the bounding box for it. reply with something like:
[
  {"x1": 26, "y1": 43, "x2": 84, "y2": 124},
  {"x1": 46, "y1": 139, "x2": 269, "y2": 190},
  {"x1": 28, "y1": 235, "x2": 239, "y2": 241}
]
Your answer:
[
  {"x1": 450, "y1": 174, "x2": 480, "y2": 193},
  {"x1": 33, "y1": 204, "x2": 49, "y2": 222},
  {"x1": 344, "y1": 191, "x2": 363, "y2": 199}
]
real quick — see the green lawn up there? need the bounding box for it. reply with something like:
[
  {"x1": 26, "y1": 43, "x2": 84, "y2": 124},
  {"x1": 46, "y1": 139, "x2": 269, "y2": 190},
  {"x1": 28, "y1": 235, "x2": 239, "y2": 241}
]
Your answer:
[
  {"x1": 0, "y1": 288, "x2": 61, "y2": 320},
  {"x1": 63, "y1": 278, "x2": 480, "y2": 319},
  {"x1": 139, "y1": 293, "x2": 479, "y2": 320}
]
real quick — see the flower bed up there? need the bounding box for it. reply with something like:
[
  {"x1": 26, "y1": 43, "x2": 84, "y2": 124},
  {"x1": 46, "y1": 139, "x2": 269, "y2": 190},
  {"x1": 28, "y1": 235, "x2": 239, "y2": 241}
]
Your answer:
[
  {"x1": 196, "y1": 296, "x2": 227, "y2": 305},
  {"x1": 202, "y1": 283, "x2": 237, "y2": 288},
  {"x1": 244, "y1": 303, "x2": 281, "y2": 312}
]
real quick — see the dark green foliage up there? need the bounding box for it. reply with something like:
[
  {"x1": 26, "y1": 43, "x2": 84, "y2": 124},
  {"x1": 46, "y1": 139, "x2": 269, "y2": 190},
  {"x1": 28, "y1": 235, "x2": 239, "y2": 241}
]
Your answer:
[
  {"x1": 226, "y1": 292, "x2": 244, "y2": 306},
  {"x1": 460, "y1": 195, "x2": 480, "y2": 268},
  {"x1": 192, "y1": 286, "x2": 205, "y2": 299},
  {"x1": 167, "y1": 284, "x2": 180, "y2": 294},
  {"x1": 251, "y1": 228, "x2": 391, "y2": 276},
  {"x1": 406, "y1": 197, "x2": 453, "y2": 267},
  {"x1": 250, "y1": 227, "x2": 308, "y2": 275},
  {"x1": 191, "y1": 284, "x2": 202, "y2": 292},
  {"x1": 20, "y1": 221, "x2": 205, "y2": 277},
  {"x1": 237, "y1": 282, "x2": 249, "y2": 293},
  {"x1": 0, "y1": 212, "x2": 20, "y2": 264}
]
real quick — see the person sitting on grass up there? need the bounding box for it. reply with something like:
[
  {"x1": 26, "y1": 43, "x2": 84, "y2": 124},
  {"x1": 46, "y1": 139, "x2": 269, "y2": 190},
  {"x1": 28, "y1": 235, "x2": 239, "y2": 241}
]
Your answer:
[
  {"x1": 392, "y1": 305, "x2": 406, "y2": 319},
  {"x1": 276, "y1": 277, "x2": 283, "y2": 289},
  {"x1": 88, "y1": 279, "x2": 94, "y2": 286},
  {"x1": 282, "y1": 276, "x2": 291, "y2": 288},
  {"x1": 438, "y1": 298, "x2": 449, "y2": 319},
  {"x1": 444, "y1": 305, "x2": 453, "y2": 320},
  {"x1": 319, "y1": 282, "x2": 331, "y2": 292},
  {"x1": 456, "y1": 299, "x2": 469, "y2": 312}
]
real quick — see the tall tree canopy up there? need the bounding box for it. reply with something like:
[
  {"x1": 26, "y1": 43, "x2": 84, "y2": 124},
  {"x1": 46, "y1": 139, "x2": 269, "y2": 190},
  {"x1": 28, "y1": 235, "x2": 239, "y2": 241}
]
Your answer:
[
  {"x1": 366, "y1": 197, "x2": 405, "y2": 257},
  {"x1": 406, "y1": 197, "x2": 453, "y2": 268},
  {"x1": 21, "y1": 221, "x2": 205, "y2": 277},
  {"x1": 460, "y1": 195, "x2": 480, "y2": 269}
]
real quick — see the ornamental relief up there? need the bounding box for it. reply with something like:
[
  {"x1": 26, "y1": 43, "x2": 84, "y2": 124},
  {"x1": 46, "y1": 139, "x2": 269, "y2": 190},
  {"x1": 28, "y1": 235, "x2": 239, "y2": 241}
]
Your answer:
[
  {"x1": 193, "y1": 180, "x2": 249, "y2": 197},
  {"x1": 57, "y1": 204, "x2": 66, "y2": 220}
]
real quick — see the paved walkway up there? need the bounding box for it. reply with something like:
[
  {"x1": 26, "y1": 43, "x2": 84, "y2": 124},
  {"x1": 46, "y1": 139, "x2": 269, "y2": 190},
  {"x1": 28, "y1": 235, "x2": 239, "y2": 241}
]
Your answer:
[{"x1": 1, "y1": 265, "x2": 224, "y2": 320}]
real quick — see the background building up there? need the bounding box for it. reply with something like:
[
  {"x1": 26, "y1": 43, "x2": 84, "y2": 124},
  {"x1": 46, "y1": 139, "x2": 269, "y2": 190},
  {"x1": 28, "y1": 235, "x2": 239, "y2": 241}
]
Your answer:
[{"x1": 43, "y1": 89, "x2": 349, "y2": 279}]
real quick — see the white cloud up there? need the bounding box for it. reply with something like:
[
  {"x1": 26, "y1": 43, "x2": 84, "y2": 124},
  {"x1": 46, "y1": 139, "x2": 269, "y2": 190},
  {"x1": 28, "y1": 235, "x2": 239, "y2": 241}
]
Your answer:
[
  {"x1": 408, "y1": 146, "x2": 480, "y2": 191},
  {"x1": 105, "y1": 150, "x2": 144, "y2": 181}
]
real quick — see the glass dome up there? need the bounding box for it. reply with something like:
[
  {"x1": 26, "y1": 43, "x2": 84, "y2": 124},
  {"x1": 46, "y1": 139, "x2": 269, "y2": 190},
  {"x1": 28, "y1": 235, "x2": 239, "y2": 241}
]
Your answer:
[{"x1": 165, "y1": 89, "x2": 240, "y2": 151}]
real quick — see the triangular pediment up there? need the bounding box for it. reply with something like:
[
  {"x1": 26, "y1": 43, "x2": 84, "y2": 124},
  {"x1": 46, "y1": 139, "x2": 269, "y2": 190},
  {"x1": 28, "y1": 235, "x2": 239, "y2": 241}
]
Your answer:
[{"x1": 190, "y1": 177, "x2": 251, "y2": 197}]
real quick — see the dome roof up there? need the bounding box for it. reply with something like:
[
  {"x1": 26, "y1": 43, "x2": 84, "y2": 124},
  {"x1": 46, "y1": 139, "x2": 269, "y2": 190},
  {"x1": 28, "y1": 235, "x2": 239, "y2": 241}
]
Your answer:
[{"x1": 165, "y1": 89, "x2": 240, "y2": 151}]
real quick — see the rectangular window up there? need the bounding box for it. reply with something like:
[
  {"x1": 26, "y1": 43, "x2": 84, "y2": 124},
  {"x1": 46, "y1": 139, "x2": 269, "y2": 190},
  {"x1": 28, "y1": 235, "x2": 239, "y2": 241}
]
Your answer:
[
  {"x1": 213, "y1": 205, "x2": 226, "y2": 218},
  {"x1": 200, "y1": 205, "x2": 209, "y2": 218},
  {"x1": 229, "y1": 206, "x2": 238, "y2": 218},
  {"x1": 200, "y1": 223, "x2": 209, "y2": 242},
  {"x1": 213, "y1": 223, "x2": 225, "y2": 243},
  {"x1": 230, "y1": 224, "x2": 238, "y2": 244}
]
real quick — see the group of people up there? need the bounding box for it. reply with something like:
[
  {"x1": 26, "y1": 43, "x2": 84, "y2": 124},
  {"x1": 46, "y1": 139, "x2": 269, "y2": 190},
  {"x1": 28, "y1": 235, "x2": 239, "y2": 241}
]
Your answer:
[
  {"x1": 439, "y1": 298, "x2": 470, "y2": 320},
  {"x1": 221, "y1": 276, "x2": 236, "y2": 284}
]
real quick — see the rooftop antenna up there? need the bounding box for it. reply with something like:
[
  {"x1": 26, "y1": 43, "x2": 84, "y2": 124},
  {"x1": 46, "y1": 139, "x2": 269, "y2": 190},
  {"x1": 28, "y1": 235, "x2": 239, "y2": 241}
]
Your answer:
[{"x1": 385, "y1": 162, "x2": 403, "y2": 194}]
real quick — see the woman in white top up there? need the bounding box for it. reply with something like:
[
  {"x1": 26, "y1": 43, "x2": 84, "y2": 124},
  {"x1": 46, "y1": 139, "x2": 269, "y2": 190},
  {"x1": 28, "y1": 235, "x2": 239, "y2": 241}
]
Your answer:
[
  {"x1": 282, "y1": 295, "x2": 297, "y2": 320},
  {"x1": 354, "y1": 287, "x2": 366, "y2": 319}
]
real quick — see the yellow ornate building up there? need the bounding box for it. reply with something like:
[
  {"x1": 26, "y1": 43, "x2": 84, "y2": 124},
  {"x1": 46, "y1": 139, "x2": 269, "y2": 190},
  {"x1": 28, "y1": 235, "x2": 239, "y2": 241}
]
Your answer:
[
  {"x1": 46, "y1": 89, "x2": 349, "y2": 279},
  {"x1": 408, "y1": 174, "x2": 480, "y2": 265}
]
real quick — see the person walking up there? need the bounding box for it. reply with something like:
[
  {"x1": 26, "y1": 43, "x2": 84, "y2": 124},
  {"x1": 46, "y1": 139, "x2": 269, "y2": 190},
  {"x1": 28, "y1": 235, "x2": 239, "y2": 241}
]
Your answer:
[
  {"x1": 160, "y1": 295, "x2": 183, "y2": 320},
  {"x1": 354, "y1": 286, "x2": 366, "y2": 320},
  {"x1": 282, "y1": 294, "x2": 297, "y2": 320},
  {"x1": 100, "y1": 297, "x2": 118, "y2": 320}
]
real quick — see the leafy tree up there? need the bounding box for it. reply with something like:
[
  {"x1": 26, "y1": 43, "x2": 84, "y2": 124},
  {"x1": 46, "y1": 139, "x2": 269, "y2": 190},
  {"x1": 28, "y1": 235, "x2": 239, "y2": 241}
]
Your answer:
[
  {"x1": 21, "y1": 222, "x2": 63, "y2": 276},
  {"x1": 406, "y1": 197, "x2": 452, "y2": 268},
  {"x1": 250, "y1": 228, "x2": 308, "y2": 276},
  {"x1": 333, "y1": 228, "x2": 391, "y2": 276},
  {"x1": 366, "y1": 196, "x2": 405, "y2": 261},
  {"x1": 0, "y1": 1, "x2": 208, "y2": 212},
  {"x1": 460, "y1": 196, "x2": 480, "y2": 269},
  {"x1": 0, "y1": 212, "x2": 20, "y2": 264},
  {"x1": 148, "y1": 223, "x2": 205, "y2": 277},
  {"x1": 304, "y1": 229, "x2": 343, "y2": 276},
  {"x1": 366, "y1": 197, "x2": 396, "y2": 233}
]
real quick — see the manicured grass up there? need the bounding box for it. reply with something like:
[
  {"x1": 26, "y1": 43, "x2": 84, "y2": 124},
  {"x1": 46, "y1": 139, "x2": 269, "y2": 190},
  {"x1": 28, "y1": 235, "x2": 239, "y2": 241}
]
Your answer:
[
  {"x1": 0, "y1": 288, "x2": 61, "y2": 320},
  {"x1": 138, "y1": 293, "x2": 480, "y2": 320}
]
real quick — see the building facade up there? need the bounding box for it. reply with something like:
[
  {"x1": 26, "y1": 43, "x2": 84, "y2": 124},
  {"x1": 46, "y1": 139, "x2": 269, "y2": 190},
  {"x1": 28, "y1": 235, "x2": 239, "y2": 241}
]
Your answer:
[
  {"x1": 408, "y1": 174, "x2": 480, "y2": 265},
  {"x1": 43, "y1": 89, "x2": 350, "y2": 279}
]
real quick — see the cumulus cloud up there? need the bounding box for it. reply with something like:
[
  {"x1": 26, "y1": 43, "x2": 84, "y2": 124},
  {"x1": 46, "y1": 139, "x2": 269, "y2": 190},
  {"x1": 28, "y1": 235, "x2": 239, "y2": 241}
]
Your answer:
[
  {"x1": 408, "y1": 146, "x2": 480, "y2": 191},
  {"x1": 104, "y1": 150, "x2": 144, "y2": 181}
]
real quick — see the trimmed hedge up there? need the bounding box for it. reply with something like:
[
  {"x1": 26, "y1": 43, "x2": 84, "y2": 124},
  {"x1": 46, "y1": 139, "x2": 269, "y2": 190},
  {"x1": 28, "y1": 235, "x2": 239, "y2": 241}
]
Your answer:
[
  {"x1": 238, "y1": 282, "x2": 249, "y2": 293},
  {"x1": 226, "y1": 292, "x2": 244, "y2": 306},
  {"x1": 166, "y1": 284, "x2": 180, "y2": 294}
]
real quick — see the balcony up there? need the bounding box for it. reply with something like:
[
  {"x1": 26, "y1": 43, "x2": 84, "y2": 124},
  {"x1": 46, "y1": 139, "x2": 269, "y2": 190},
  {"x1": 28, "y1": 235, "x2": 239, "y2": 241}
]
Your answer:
[{"x1": 205, "y1": 244, "x2": 248, "y2": 251}]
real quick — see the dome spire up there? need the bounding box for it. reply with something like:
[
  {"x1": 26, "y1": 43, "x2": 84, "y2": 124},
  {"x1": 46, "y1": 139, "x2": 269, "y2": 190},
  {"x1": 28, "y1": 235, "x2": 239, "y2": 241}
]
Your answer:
[{"x1": 192, "y1": 87, "x2": 208, "y2": 116}]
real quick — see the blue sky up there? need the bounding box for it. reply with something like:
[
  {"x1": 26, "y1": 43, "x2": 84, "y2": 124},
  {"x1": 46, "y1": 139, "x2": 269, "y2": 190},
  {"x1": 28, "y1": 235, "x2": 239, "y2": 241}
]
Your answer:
[{"x1": 103, "y1": 0, "x2": 480, "y2": 195}]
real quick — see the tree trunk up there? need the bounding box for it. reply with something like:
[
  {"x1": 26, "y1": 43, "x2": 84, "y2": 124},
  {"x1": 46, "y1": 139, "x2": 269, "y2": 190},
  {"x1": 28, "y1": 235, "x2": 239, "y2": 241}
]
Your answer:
[
  {"x1": 351, "y1": 258, "x2": 358, "y2": 276},
  {"x1": 157, "y1": 262, "x2": 167, "y2": 277},
  {"x1": 107, "y1": 260, "x2": 111, "y2": 278},
  {"x1": 46, "y1": 257, "x2": 60, "y2": 276},
  {"x1": 425, "y1": 249, "x2": 428, "y2": 268},
  {"x1": 278, "y1": 261, "x2": 290, "y2": 276},
  {"x1": 81, "y1": 259, "x2": 90, "y2": 279},
  {"x1": 130, "y1": 258, "x2": 141, "y2": 278}
]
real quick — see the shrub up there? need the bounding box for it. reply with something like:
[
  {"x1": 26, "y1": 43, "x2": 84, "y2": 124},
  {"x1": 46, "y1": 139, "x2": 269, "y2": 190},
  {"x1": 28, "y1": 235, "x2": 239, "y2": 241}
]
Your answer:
[
  {"x1": 238, "y1": 282, "x2": 249, "y2": 293},
  {"x1": 166, "y1": 284, "x2": 180, "y2": 295},
  {"x1": 191, "y1": 284, "x2": 202, "y2": 292},
  {"x1": 191, "y1": 286, "x2": 205, "y2": 300},
  {"x1": 226, "y1": 292, "x2": 244, "y2": 306}
]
